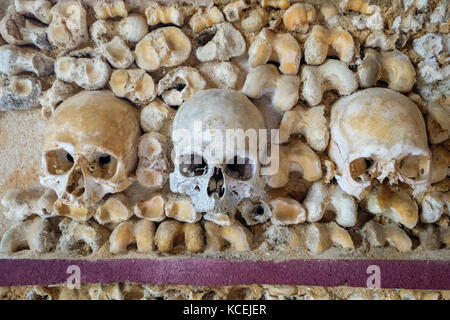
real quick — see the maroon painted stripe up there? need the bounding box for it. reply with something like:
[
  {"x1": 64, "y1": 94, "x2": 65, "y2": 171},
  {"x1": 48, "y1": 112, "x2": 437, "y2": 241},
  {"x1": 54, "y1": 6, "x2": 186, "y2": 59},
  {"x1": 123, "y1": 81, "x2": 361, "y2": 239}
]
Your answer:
[{"x1": 0, "y1": 258, "x2": 449, "y2": 290}]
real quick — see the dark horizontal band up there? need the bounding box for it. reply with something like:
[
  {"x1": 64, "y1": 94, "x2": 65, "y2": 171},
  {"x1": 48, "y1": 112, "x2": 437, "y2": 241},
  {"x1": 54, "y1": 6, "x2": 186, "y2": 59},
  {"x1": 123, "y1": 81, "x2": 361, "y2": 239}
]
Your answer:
[{"x1": 0, "y1": 258, "x2": 449, "y2": 290}]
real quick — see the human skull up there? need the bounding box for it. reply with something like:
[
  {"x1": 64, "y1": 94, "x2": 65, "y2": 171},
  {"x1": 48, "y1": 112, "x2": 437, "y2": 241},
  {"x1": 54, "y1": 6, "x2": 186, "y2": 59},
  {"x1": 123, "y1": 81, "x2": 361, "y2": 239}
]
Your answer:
[
  {"x1": 329, "y1": 88, "x2": 431, "y2": 199},
  {"x1": 40, "y1": 91, "x2": 140, "y2": 207},
  {"x1": 170, "y1": 89, "x2": 267, "y2": 225}
]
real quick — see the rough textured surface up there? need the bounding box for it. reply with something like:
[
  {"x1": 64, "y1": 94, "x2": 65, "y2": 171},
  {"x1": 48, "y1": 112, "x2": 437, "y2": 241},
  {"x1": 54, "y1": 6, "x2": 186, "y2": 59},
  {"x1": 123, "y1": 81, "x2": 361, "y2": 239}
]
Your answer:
[
  {"x1": 1, "y1": 282, "x2": 449, "y2": 300},
  {"x1": 0, "y1": 258, "x2": 449, "y2": 290},
  {"x1": 0, "y1": 0, "x2": 449, "y2": 295}
]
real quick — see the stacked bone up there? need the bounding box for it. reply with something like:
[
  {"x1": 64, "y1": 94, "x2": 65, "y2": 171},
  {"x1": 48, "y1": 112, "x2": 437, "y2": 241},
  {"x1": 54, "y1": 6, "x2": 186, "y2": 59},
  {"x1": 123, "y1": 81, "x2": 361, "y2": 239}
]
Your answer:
[
  {"x1": 2, "y1": 282, "x2": 448, "y2": 300},
  {"x1": 0, "y1": 0, "x2": 448, "y2": 258}
]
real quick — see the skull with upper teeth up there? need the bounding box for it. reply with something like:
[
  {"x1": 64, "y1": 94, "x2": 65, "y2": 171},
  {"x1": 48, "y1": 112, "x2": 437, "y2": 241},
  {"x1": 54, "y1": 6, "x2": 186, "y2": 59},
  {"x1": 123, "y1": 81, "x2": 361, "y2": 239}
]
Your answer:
[
  {"x1": 40, "y1": 91, "x2": 140, "y2": 207},
  {"x1": 170, "y1": 89, "x2": 267, "y2": 225}
]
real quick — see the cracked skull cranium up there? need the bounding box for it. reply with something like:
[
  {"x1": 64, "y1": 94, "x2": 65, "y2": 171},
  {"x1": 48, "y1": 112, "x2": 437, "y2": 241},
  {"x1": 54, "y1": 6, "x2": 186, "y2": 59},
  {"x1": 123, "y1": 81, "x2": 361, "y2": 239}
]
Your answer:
[
  {"x1": 170, "y1": 89, "x2": 267, "y2": 225},
  {"x1": 329, "y1": 88, "x2": 431, "y2": 199},
  {"x1": 40, "y1": 91, "x2": 140, "y2": 207}
]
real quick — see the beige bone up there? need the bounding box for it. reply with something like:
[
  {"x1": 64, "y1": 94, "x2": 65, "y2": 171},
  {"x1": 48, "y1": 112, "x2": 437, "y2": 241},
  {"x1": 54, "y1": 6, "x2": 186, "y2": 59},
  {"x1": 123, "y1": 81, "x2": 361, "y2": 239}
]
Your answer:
[
  {"x1": 58, "y1": 218, "x2": 105, "y2": 255},
  {"x1": 109, "y1": 69, "x2": 156, "y2": 105},
  {"x1": 341, "y1": 0, "x2": 372, "y2": 14},
  {"x1": 93, "y1": 1, "x2": 128, "y2": 19},
  {"x1": 268, "y1": 140, "x2": 322, "y2": 188},
  {"x1": 55, "y1": 55, "x2": 111, "y2": 90},
  {"x1": 0, "y1": 75, "x2": 42, "y2": 111},
  {"x1": 420, "y1": 191, "x2": 449, "y2": 224},
  {"x1": 197, "y1": 61, "x2": 242, "y2": 90},
  {"x1": 53, "y1": 200, "x2": 95, "y2": 222},
  {"x1": 48, "y1": 1, "x2": 88, "y2": 50},
  {"x1": 269, "y1": 197, "x2": 306, "y2": 225},
  {"x1": 89, "y1": 19, "x2": 118, "y2": 46},
  {"x1": 249, "y1": 28, "x2": 301, "y2": 75},
  {"x1": 240, "y1": 7, "x2": 268, "y2": 33},
  {"x1": 204, "y1": 220, "x2": 252, "y2": 252},
  {"x1": 140, "y1": 98, "x2": 175, "y2": 136},
  {"x1": 95, "y1": 194, "x2": 132, "y2": 225},
  {"x1": 426, "y1": 103, "x2": 449, "y2": 145},
  {"x1": 362, "y1": 184, "x2": 419, "y2": 229},
  {"x1": 304, "y1": 182, "x2": 358, "y2": 227},
  {"x1": 304, "y1": 25, "x2": 354, "y2": 65},
  {"x1": 109, "y1": 219, "x2": 155, "y2": 254},
  {"x1": 157, "y1": 67, "x2": 206, "y2": 106},
  {"x1": 1, "y1": 187, "x2": 56, "y2": 222},
  {"x1": 430, "y1": 145, "x2": 449, "y2": 184},
  {"x1": 0, "y1": 216, "x2": 57, "y2": 254},
  {"x1": 283, "y1": 3, "x2": 316, "y2": 33},
  {"x1": 145, "y1": 3, "x2": 185, "y2": 26},
  {"x1": 0, "y1": 45, "x2": 54, "y2": 77},
  {"x1": 14, "y1": 0, "x2": 52, "y2": 24},
  {"x1": 223, "y1": 0, "x2": 248, "y2": 22},
  {"x1": 134, "y1": 193, "x2": 166, "y2": 222},
  {"x1": 155, "y1": 220, "x2": 204, "y2": 253},
  {"x1": 189, "y1": 6, "x2": 224, "y2": 33},
  {"x1": 136, "y1": 132, "x2": 172, "y2": 190},
  {"x1": 303, "y1": 182, "x2": 358, "y2": 227},
  {"x1": 101, "y1": 36, "x2": 134, "y2": 69},
  {"x1": 195, "y1": 22, "x2": 246, "y2": 62},
  {"x1": 305, "y1": 222, "x2": 355, "y2": 254},
  {"x1": 118, "y1": 14, "x2": 148, "y2": 43},
  {"x1": 260, "y1": 0, "x2": 290, "y2": 9},
  {"x1": 358, "y1": 49, "x2": 416, "y2": 92},
  {"x1": 135, "y1": 27, "x2": 191, "y2": 72},
  {"x1": 242, "y1": 64, "x2": 300, "y2": 111},
  {"x1": 165, "y1": 195, "x2": 202, "y2": 223},
  {"x1": 0, "y1": 11, "x2": 53, "y2": 49},
  {"x1": 238, "y1": 198, "x2": 272, "y2": 226},
  {"x1": 362, "y1": 220, "x2": 412, "y2": 252},
  {"x1": 301, "y1": 59, "x2": 358, "y2": 106},
  {"x1": 39, "y1": 79, "x2": 79, "y2": 118},
  {"x1": 278, "y1": 104, "x2": 329, "y2": 152}
]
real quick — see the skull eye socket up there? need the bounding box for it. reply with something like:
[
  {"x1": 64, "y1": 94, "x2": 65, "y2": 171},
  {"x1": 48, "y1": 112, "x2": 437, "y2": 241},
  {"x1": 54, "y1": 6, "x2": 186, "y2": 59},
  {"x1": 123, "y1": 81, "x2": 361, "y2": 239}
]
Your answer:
[
  {"x1": 349, "y1": 158, "x2": 373, "y2": 182},
  {"x1": 45, "y1": 149, "x2": 74, "y2": 175},
  {"x1": 86, "y1": 152, "x2": 118, "y2": 179},
  {"x1": 179, "y1": 154, "x2": 208, "y2": 177},
  {"x1": 398, "y1": 155, "x2": 429, "y2": 180},
  {"x1": 225, "y1": 156, "x2": 254, "y2": 181}
]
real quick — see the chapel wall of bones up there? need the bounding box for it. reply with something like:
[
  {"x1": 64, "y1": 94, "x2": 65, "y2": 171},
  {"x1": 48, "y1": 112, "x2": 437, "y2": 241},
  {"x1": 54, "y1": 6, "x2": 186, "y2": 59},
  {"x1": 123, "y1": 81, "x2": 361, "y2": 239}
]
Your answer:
[{"x1": 0, "y1": 0, "x2": 449, "y2": 258}]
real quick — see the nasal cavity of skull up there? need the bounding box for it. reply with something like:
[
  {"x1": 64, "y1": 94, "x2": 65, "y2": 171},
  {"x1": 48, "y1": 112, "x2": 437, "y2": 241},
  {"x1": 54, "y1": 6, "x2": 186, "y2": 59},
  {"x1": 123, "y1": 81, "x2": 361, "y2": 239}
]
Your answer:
[
  {"x1": 349, "y1": 158, "x2": 373, "y2": 182},
  {"x1": 87, "y1": 152, "x2": 117, "y2": 179},
  {"x1": 225, "y1": 156, "x2": 254, "y2": 181},
  {"x1": 208, "y1": 167, "x2": 225, "y2": 198},
  {"x1": 398, "y1": 155, "x2": 428, "y2": 180},
  {"x1": 66, "y1": 166, "x2": 85, "y2": 196},
  {"x1": 45, "y1": 149, "x2": 75, "y2": 175},
  {"x1": 179, "y1": 154, "x2": 208, "y2": 177}
]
